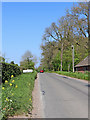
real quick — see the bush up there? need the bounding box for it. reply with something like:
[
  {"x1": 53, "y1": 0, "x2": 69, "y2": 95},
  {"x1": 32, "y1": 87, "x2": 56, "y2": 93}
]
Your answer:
[{"x1": 2, "y1": 62, "x2": 21, "y2": 83}]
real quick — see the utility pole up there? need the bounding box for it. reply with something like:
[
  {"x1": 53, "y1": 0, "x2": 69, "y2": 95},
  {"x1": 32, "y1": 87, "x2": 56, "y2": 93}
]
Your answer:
[
  {"x1": 88, "y1": 1, "x2": 90, "y2": 55},
  {"x1": 71, "y1": 45, "x2": 74, "y2": 72}
]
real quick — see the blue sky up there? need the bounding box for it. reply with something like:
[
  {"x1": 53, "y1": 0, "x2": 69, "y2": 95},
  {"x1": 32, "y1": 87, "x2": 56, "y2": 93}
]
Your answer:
[{"x1": 2, "y1": 2, "x2": 75, "y2": 67}]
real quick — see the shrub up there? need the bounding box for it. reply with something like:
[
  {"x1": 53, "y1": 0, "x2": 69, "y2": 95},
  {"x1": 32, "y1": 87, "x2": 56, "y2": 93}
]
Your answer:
[{"x1": 2, "y1": 62, "x2": 21, "y2": 83}]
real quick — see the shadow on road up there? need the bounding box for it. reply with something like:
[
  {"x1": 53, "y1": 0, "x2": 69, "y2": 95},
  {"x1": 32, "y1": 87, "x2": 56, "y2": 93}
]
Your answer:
[{"x1": 62, "y1": 76, "x2": 69, "y2": 79}]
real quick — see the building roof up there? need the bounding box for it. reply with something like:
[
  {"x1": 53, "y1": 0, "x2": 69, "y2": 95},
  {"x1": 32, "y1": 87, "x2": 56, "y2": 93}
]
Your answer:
[{"x1": 75, "y1": 55, "x2": 90, "y2": 67}]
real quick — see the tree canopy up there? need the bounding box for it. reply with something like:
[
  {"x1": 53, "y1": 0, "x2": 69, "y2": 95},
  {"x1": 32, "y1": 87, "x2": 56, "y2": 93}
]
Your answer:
[
  {"x1": 20, "y1": 50, "x2": 37, "y2": 70},
  {"x1": 40, "y1": 2, "x2": 88, "y2": 72}
]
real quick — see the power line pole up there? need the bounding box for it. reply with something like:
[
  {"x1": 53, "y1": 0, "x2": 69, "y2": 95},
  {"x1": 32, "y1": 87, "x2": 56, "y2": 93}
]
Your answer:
[
  {"x1": 88, "y1": 1, "x2": 90, "y2": 55},
  {"x1": 71, "y1": 45, "x2": 74, "y2": 72}
]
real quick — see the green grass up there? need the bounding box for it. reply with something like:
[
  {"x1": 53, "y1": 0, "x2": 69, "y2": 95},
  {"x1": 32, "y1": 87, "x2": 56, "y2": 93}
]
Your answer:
[
  {"x1": 51, "y1": 71, "x2": 89, "y2": 80},
  {"x1": 1, "y1": 71, "x2": 37, "y2": 119},
  {"x1": 0, "y1": 85, "x2": 3, "y2": 120}
]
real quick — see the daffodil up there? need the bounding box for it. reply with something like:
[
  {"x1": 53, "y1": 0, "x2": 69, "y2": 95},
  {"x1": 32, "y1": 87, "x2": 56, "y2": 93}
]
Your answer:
[
  {"x1": 15, "y1": 85, "x2": 18, "y2": 88},
  {"x1": 6, "y1": 98, "x2": 9, "y2": 101},
  {"x1": 11, "y1": 75, "x2": 14, "y2": 78},
  {"x1": 11, "y1": 93, "x2": 14, "y2": 96},
  {"x1": 2, "y1": 87, "x2": 5, "y2": 90},
  {"x1": 10, "y1": 83, "x2": 12, "y2": 86},
  {"x1": 12, "y1": 80, "x2": 15, "y2": 83},
  {"x1": 29, "y1": 98, "x2": 31, "y2": 101},
  {"x1": 5, "y1": 80, "x2": 8, "y2": 83}
]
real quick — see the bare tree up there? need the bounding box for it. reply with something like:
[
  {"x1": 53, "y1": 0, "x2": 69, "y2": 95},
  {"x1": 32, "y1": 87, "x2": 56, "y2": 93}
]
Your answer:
[
  {"x1": 21, "y1": 50, "x2": 33, "y2": 61},
  {"x1": 41, "y1": 2, "x2": 88, "y2": 71}
]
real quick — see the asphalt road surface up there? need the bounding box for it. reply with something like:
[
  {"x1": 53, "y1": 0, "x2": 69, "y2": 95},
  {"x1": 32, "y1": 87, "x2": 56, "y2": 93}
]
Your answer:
[{"x1": 39, "y1": 73, "x2": 88, "y2": 118}]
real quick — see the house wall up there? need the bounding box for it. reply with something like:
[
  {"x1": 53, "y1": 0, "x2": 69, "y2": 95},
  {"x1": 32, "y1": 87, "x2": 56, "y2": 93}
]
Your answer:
[{"x1": 75, "y1": 66, "x2": 90, "y2": 73}]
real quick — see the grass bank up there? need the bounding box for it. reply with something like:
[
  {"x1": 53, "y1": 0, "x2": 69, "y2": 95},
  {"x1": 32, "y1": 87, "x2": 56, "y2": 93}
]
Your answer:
[
  {"x1": 51, "y1": 71, "x2": 89, "y2": 80},
  {"x1": 1, "y1": 71, "x2": 37, "y2": 119},
  {"x1": 0, "y1": 85, "x2": 2, "y2": 119}
]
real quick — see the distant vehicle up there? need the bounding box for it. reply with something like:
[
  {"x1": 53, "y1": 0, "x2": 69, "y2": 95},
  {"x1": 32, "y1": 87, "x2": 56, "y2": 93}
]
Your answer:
[
  {"x1": 40, "y1": 70, "x2": 44, "y2": 73},
  {"x1": 23, "y1": 69, "x2": 33, "y2": 73}
]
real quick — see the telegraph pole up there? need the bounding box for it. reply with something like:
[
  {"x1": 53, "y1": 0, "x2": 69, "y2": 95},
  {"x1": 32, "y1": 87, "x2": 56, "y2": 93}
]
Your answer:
[
  {"x1": 71, "y1": 45, "x2": 74, "y2": 72},
  {"x1": 88, "y1": 1, "x2": 90, "y2": 55}
]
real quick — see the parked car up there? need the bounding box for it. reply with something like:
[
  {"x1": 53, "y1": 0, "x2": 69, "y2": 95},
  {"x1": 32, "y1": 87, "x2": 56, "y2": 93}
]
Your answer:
[{"x1": 40, "y1": 70, "x2": 44, "y2": 73}]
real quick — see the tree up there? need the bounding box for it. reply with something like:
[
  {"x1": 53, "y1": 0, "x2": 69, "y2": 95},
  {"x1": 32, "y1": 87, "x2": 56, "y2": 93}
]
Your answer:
[
  {"x1": 66, "y1": 2, "x2": 88, "y2": 47},
  {"x1": 41, "y1": 2, "x2": 88, "y2": 72},
  {"x1": 20, "y1": 60, "x2": 34, "y2": 70},
  {"x1": 10, "y1": 61, "x2": 14, "y2": 64},
  {"x1": 42, "y1": 22, "x2": 65, "y2": 71},
  {"x1": 21, "y1": 50, "x2": 33, "y2": 61},
  {"x1": 41, "y1": 41, "x2": 58, "y2": 71},
  {"x1": 0, "y1": 56, "x2": 5, "y2": 62},
  {"x1": 20, "y1": 50, "x2": 36, "y2": 70}
]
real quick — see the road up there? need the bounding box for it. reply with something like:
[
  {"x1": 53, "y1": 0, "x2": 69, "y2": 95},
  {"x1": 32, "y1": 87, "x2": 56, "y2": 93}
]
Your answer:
[{"x1": 39, "y1": 73, "x2": 88, "y2": 118}]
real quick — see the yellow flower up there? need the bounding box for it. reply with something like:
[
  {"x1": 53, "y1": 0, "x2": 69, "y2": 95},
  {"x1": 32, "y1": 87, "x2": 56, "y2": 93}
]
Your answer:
[
  {"x1": 10, "y1": 83, "x2": 12, "y2": 86},
  {"x1": 2, "y1": 87, "x2": 5, "y2": 90},
  {"x1": 29, "y1": 83, "x2": 30, "y2": 86},
  {"x1": 6, "y1": 98, "x2": 9, "y2": 101},
  {"x1": 29, "y1": 98, "x2": 31, "y2": 101},
  {"x1": 15, "y1": 85, "x2": 18, "y2": 88},
  {"x1": 11, "y1": 75, "x2": 14, "y2": 78},
  {"x1": 5, "y1": 80, "x2": 8, "y2": 83},
  {"x1": 12, "y1": 80, "x2": 15, "y2": 83},
  {"x1": 11, "y1": 93, "x2": 14, "y2": 96}
]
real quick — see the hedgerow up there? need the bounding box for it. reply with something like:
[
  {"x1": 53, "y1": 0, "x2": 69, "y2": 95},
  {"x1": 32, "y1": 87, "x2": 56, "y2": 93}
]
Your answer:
[{"x1": 2, "y1": 62, "x2": 21, "y2": 83}]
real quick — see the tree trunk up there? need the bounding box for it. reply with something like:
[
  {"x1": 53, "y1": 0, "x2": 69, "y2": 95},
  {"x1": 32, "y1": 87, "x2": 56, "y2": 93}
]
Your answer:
[
  {"x1": 61, "y1": 43, "x2": 63, "y2": 71},
  {"x1": 68, "y1": 64, "x2": 70, "y2": 72}
]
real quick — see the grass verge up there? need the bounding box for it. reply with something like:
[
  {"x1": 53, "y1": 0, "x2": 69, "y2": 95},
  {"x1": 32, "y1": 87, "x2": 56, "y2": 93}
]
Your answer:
[
  {"x1": 1, "y1": 71, "x2": 37, "y2": 119},
  {"x1": 51, "y1": 71, "x2": 89, "y2": 81},
  {"x1": 0, "y1": 85, "x2": 2, "y2": 119}
]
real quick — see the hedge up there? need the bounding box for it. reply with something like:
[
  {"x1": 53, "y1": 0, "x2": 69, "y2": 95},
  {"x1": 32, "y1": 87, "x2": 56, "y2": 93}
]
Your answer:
[{"x1": 1, "y1": 62, "x2": 21, "y2": 83}]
